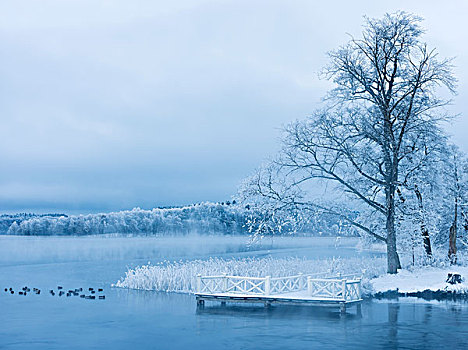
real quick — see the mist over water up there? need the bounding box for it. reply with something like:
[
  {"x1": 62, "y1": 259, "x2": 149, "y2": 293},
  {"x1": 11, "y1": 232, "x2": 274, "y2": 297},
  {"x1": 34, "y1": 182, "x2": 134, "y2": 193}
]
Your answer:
[
  {"x1": 0, "y1": 234, "x2": 252, "y2": 265},
  {"x1": 0, "y1": 235, "x2": 367, "y2": 265}
]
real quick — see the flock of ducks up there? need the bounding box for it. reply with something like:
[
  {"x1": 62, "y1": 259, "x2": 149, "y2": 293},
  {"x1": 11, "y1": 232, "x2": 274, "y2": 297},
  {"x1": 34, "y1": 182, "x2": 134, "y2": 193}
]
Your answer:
[{"x1": 3, "y1": 286, "x2": 105, "y2": 300}]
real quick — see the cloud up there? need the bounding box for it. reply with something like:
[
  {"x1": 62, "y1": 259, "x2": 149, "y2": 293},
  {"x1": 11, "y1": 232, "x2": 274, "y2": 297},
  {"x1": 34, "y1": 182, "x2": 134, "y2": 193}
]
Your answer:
[{"x1": 0, "y1": 0, "x2": 467, "y2": 212}]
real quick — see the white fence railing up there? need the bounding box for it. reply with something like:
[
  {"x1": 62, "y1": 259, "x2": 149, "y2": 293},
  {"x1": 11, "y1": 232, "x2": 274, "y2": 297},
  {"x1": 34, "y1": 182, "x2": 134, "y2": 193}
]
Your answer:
[{"x1": 196, "y1": 273, "x2": 362, "y2": 302}]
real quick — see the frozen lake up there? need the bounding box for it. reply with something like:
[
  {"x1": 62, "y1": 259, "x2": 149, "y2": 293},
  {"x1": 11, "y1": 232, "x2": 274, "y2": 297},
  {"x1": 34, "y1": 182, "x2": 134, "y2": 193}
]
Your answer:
[{"x1": 1, "y1": 235, "x2": 467, "y2": 349}]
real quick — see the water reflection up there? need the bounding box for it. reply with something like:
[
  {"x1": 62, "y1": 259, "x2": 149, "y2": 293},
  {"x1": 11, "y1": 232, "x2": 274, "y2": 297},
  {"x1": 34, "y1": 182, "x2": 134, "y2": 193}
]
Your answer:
[
  {"x1": 196, "y1": 303, "x2": 362, "y2": 321},
  {"x1": 387, "y1": 303, "x2": 400, "y2": 350},
  {"x1": 422, "y1": 304, "x2": 433, "y2": 347},
  {"x1": 191, "y1": 298, "x2": 468, "y2": 349}
]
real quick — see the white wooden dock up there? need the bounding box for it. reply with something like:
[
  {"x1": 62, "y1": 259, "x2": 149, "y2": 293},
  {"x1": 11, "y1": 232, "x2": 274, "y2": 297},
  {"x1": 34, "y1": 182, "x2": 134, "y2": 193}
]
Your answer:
[{"x1": 195, "y1": 272, "x2": 363, "y2": 313}]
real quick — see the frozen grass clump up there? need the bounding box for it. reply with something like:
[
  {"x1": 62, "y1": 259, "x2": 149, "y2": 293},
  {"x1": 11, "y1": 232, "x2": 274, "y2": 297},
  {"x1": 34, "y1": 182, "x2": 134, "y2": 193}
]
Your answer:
[{"x1": 114, "y1": 256, "x2": 386, "y2": 294}]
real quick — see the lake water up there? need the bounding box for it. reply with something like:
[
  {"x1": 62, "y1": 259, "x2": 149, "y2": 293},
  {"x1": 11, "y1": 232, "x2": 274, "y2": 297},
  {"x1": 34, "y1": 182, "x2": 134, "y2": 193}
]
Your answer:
[{"x1": 1, "y1": 235, "x2": 467, "y2": 349}]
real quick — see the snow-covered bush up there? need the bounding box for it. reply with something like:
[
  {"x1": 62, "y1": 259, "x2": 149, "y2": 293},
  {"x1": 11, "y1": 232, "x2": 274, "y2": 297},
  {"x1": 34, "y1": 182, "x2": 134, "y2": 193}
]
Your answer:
[{"x1": 113, "y1": 256, "x2": 386, "y2": 295}]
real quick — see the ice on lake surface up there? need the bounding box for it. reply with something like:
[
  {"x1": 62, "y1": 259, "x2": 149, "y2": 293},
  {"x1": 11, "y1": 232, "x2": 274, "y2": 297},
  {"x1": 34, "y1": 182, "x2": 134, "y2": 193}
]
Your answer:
[{"x1": 1, "y1": 235, "x2": 467, "y2": 350}]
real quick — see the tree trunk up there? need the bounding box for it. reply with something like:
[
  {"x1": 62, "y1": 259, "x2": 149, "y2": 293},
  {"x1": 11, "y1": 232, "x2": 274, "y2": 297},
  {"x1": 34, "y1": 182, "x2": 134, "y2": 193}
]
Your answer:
[
  {"x1": 449, "y1": 158, "x2": 459, "y2": 265},
  {"x1": 414, "y1": 185, "x2": 432, "y2": 258},
  {"x1": 386, "y1": 185, "x2": 401, "y2": 274},
  {"x1": 448, "y1": 196, "x2": 458, "y2": 265}
]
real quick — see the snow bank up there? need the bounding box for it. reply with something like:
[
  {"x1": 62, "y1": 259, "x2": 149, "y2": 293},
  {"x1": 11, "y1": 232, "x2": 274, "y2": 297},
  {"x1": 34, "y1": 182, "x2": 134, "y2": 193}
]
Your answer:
[
  {"x1": 370, "y1": 266, "x2": 468, "y2": 294},
  {"x1": 113, "y1": 256, "x2": 386, "y2": 293}
]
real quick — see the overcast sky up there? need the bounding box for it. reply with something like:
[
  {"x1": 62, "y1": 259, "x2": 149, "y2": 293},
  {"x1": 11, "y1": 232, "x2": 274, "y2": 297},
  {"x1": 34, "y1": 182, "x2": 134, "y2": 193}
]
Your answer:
[{"x1": 0, "y1": 0, "x2": 467, "y2": 213}]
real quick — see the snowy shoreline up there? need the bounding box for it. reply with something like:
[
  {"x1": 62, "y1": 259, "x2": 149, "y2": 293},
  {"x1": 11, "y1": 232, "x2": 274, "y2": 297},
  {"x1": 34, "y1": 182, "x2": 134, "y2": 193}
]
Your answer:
[
  {"x1": 368, "y1": 266, "x2": 468, "y2": 299},
  {"x1": 114, "y1": 256, "x2": 468, "y2": 300}
]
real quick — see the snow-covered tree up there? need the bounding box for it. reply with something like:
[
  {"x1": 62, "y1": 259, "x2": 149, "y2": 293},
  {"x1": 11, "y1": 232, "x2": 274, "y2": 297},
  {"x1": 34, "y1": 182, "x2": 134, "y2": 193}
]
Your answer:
[
  {"x1": 2, "y1": 202, "x2": 353, "y2": 237},
  {"x1": 239, "y1": 12, "x2": 456, "y2": 273},
  {"x1": 431, "y1": 146, "x2": 468, "y2": 264}
]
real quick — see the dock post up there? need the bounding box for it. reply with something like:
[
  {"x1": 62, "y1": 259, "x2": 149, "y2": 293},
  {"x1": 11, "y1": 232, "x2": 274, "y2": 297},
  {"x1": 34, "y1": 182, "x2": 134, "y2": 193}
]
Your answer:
[
  {"x1": 222, "y1": 273, "x2": 228, "y2": 292},
  {"x1": 307, "y1": 276, "x2": 312, "y2": 296},
  {"x1": 356, "y1": 303, "x2": 362, "y2": 316},
  {"x1": 341, "y1": 279, "x2": 347, "y2": 302},
  {"x1": 340, "y1": 303, "x2": 346, "y2": 315},
  {"x1": 196, "y1": 274, "x2": 202, "y2": 294},
  {"x1": 265, "y1": 276, "x2": 271, "y2": 296},
  {"x1": 196, "y1": 297, "x2": 205, "y2": 308},
  {"x1": 357, "y1": 278, "x2": 362, "y2": 300}
]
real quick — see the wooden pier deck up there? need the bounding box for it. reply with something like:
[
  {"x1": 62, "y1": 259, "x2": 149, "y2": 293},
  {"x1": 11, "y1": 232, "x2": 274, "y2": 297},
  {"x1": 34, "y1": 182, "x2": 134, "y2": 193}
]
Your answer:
[{"x1": 195, "y1": 273, "x2": 363, "y2": 314}]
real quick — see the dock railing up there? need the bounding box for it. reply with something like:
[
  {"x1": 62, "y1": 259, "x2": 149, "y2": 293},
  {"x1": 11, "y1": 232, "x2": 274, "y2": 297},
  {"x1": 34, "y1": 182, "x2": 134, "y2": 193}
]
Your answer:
[{"x1": 196, "y1": 272, "x2": 362, "y2": 302}]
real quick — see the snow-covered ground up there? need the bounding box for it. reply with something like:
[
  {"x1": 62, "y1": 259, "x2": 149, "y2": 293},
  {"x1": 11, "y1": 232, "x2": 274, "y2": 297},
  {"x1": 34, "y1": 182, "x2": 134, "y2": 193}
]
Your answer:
[{"x1": 370, "y1": 266, "x2": 468, "y2": 294}]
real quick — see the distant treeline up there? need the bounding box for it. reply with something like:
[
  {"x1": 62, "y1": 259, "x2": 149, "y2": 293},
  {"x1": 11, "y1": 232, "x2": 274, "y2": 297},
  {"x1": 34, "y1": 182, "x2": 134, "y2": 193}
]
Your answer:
[
  {"x1": 0, "y1": 202, "x2": 358, "y2": 236},
  {"x1": 0, "y1": 213, "x2": 68, "y2": 234}
]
